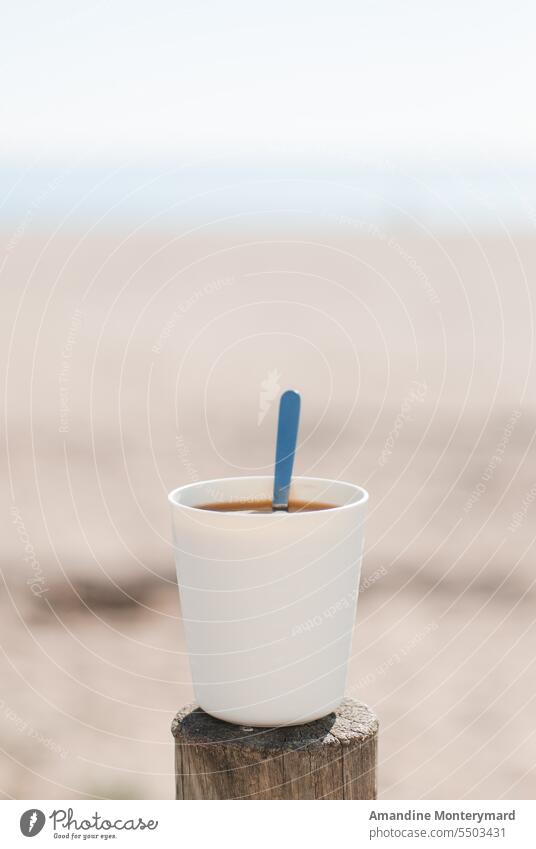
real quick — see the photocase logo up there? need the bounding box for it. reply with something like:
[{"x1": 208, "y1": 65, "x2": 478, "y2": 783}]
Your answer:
[
  {"x1": 258, "y1": 369, "x2": 281, "y2": 425},
  {"x1": 20, "y1": 809, "x2": 45, "y2": 837},
  {"x1": 18, "y1": 807, "x2": 159, "y2": 838}
]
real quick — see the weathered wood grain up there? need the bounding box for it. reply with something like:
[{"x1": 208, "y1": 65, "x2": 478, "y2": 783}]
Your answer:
[{"x1": 172, "y1": 698, "x2": 378, "y2": 800}]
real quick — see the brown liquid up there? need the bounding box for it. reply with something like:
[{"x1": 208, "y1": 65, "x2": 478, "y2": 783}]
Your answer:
[{"x1": 197, "y1": 498, "x2": 337, "y2": 514}]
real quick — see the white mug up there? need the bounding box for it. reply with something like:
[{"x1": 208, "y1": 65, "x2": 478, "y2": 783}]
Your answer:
[{"x1": 169, "y1": 476, "x2": 368, "y2": 726}]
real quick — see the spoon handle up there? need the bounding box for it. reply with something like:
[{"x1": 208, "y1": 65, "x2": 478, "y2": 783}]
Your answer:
[{"x1": 273, "y1": 390, "x2": 301, "y2": 510}]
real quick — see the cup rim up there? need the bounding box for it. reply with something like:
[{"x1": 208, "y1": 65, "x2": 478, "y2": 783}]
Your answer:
[{"x1": 168, "y1": 475, "x2": 368, "y2": 517}]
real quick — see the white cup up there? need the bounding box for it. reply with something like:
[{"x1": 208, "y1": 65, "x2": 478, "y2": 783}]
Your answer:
[{"x1": 169, "y1": 476, "x2": 368, "y2": 726}]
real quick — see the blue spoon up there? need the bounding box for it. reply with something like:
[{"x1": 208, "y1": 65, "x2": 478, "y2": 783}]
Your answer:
[{"x1": 272, "y1": 390, "x2": 301, "y2": 511}]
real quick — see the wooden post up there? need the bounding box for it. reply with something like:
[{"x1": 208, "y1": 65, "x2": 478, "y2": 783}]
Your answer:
[{"x1": 172, "y1": 697, "x2": 378, "y2": 800}]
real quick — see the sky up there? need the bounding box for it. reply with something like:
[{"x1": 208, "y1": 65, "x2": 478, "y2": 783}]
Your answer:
[{"x1": 2, "y1": 1, "x2": 536, "y2": 161}]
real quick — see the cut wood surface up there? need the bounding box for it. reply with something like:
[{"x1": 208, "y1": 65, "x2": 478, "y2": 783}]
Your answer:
[{"x1": 172, "y1": 697, "x2": 378, "y2": 800}]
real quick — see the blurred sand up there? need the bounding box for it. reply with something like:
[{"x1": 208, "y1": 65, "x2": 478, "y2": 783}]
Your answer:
[{"x1": 1, "y1": 228, "x2": 535, "y2": 799}]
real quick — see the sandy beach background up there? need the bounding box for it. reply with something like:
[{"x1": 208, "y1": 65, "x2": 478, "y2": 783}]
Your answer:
[{"x1": 1, "y1": 221, "x2": 535, "y2": 799}]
